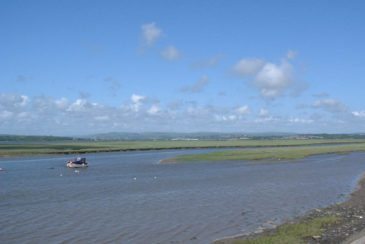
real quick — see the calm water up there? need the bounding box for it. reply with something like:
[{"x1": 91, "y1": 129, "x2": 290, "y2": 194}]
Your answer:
[{"x1": 1, "y1": 150, "x2": 365, "y2": 243}]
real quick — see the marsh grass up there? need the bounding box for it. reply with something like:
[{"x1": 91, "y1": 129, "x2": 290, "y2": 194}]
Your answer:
[
  {"x1": 1, "y1": 139, "x2": 365, "y2": 157},
  {"x1": 232, "y1": 215, "x2": 339, "y2": 244},
  {"x1": 174, "y1": 143, "x2": 365, "y2": 162}
]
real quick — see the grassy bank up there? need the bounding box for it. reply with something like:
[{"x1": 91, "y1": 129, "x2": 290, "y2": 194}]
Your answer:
[
  {"x1": 1, "y1": 139, "x2": 365, "y2": 157},
  {"x1": 167, "y1": 142, "x2": 365, "y2": 163}
]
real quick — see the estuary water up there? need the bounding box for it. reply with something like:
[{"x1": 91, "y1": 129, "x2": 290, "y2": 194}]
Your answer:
[{"x1": 1, "y1": 149, "x2": 365, "y2": 243}]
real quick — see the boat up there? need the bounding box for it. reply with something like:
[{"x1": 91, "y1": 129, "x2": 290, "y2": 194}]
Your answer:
[{"x1": 66, "y1": 157, "x2": 88, "y2": 168}]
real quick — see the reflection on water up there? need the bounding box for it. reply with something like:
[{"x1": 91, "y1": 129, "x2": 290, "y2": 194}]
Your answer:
[{"x1": 1, "y1": 150, "x2": 365, "y2": 243}]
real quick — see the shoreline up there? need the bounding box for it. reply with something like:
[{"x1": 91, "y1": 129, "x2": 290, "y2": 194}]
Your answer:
[
  {"x1": 2, "y1": 140, "x2": 365, "y2": 158},
  {"x1": 215, "y1": 172, "x2": 365, "y2": 244},
  {"x1": 162, "y1": 148, "x2": 365, "y2": 164}
]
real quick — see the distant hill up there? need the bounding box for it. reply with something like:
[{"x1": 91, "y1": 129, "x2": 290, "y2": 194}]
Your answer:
[
  {"x1": 0, "y1": 134, "x2": 77, "y2": 142},
  {"x1": 87, "y1": 131, "x2": 296, "y2": 141},
  {"x1": 87, "y1": 132, "x2": 365, "y2": 141}
]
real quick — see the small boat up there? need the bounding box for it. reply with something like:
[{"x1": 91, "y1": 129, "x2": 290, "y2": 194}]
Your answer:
[{"x1": 66, "y1": 157, "x2": 88, "y2": 168}]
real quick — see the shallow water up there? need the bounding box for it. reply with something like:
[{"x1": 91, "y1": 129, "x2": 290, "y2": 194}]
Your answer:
[{"x1": 1, "y1": 150, "x2": 365, "y2": 243}]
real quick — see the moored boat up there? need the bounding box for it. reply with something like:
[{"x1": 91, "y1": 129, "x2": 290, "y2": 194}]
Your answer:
[{"x1": 66, "y1": 157, "x2": 88, "y2": 168}]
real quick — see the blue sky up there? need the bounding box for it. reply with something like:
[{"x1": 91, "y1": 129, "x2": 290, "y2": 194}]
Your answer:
[{"x1": 1, "y1": 0, "x2": 365, "y2": 135}]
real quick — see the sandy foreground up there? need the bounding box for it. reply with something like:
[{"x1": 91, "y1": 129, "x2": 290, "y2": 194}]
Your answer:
[{"x1": 215, "y1": 173, "x2": 365, "y2": 244}]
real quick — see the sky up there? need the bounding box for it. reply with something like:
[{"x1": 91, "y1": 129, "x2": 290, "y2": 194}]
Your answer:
[{"x1": 1, "y1": 0, "x2": 365, "y2": 135}]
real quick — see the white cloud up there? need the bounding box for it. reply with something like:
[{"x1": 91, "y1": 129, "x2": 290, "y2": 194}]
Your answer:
[
  {"x1": 130, "y1": 94, "x2": 146, "y2": 112},
  {"x1": 232, "y1": 54, "x2": 304, "y2": 99},
  {"x1": 233, "y1": 58, "x2": 265, "y2": 76},
  {"x1": 259, "y1": 108, "x2": 269, "y2": 117},
  {"x1": 19, "y1": 95, "x2": 29, "y2": 106},
  {"x1": 288, "y1": 118, "x2": 314, "y2": 124},
  {"x1": 1, "y1": 92, "x2": 364, "y2": 135},
  {"x1": 33, "y1": 96, "x2": 53, "y2": 112},
  {"x1": 141, "y1": 22, "x2": 162, "y2": 46},
  {"x1": 131, "y1": 94, "x2": 145, "y2": 103},
  {"x1": 192, "y1": 55, "x2": 223, "y2": 69},
  {"x1": 55, "y1": 97, "x2": 69, "y2": 110},
  {"x1": 147, "y1": 104, "x2": 160, "y2": 115},
  {"x1": 286, "y1": 50, "x2": 297, "y2": 60},
  {"x1": 312, "y1": 98, "x2": 347, "y2": 113},
  {"x1": 17, "y1": 112, "x2": 29, "y2": 119},
  {"x1": 67, "y1": 99, "x2": 88, "y2": 112},
  {"x1": 161, "y1": 45, "x2": 181, "y2": 61},
  {"x1": 235, "y1": 105, "x2": 250, "y2": 115},
  {"x1": 0, "y1": 93, "x2": 29, "y2": 109},
  {"x1": 0, "y1": 110, "x2": 13, "y2": 120},
  {"x1": 254, "y1": 116, "x2": 278, "y2": 123},
  {"x1": 181, "y1": 76, "x2": 209, "y2": 93},
  {"x1": 214, "y1": 114, "x2": 237, "y2": 121},
  {"x1": 255, "y1": 61, "x2": 294, "y2": 98},
  {"x1": 94, "y1": 115, "x2": 110, "y2": 121},
  {"x1": 352, "y1": 111, "x2": 365, "y2": 118}
]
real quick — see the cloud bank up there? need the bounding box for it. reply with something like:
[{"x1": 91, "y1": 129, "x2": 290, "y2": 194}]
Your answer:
[{"x1": 2, "y1": 92, "x2": 364, "y2": 135}]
